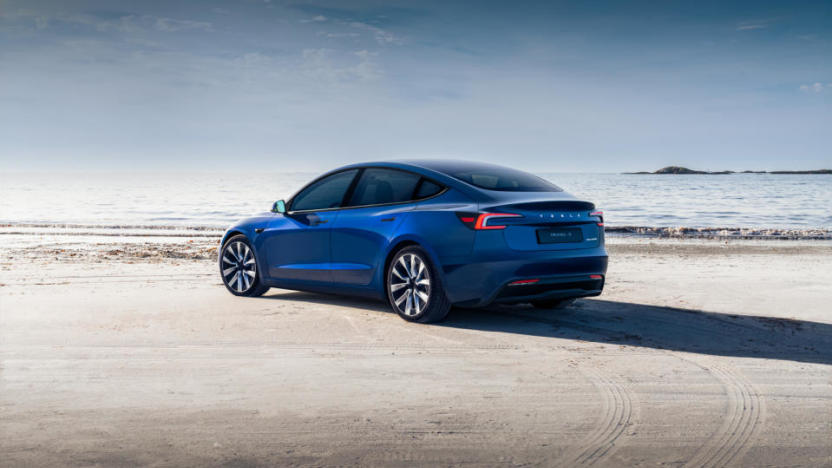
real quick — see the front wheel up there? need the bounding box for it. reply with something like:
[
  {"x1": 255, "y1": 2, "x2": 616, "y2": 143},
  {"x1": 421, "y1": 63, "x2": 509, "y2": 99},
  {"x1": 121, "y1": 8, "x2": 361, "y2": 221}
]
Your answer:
[
  {"x1": 220, "y1": 235, "x2": 269, "y2": 297},
  {"x1": 386, "y1": 246, "x2": 451, "y2": 323}
]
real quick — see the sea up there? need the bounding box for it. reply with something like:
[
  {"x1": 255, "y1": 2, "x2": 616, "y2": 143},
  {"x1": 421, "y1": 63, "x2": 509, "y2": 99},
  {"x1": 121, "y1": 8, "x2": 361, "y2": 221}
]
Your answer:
[{"x1": 1, "y1": 171, "x2": 830, "y2": 238}]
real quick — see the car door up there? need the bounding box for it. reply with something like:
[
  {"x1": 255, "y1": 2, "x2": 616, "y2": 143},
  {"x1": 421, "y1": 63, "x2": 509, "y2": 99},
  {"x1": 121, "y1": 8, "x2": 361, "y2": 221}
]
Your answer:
[
  {"x1": 330, "y1": 168, "x2": 443, "y2": 285},
  {"x1": 261, "y1": 169, "x2": 359, "y2": 282}
]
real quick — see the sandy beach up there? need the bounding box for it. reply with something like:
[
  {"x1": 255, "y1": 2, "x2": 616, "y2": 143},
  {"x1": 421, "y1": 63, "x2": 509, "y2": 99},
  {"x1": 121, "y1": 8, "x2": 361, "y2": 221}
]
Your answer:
[
  {"x1": 1, "y1": 234, "x2": 831, "y2": 467},
  {"x1": 4, "y1": 0, "x2": 831, "y2": 465}
]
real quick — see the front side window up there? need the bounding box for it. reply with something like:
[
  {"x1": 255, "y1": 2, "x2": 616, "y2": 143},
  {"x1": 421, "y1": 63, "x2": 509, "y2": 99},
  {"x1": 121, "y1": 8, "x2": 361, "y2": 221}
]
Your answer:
[
  {"x1": 290, "y1": 169, "x2": 358, "y2": 211},
  {"x1": 450, "y1": 167, "x2": 562, "y2": 192},
  {"x1": 347, "y1": 168, "x2": 422, "y2": 206}
]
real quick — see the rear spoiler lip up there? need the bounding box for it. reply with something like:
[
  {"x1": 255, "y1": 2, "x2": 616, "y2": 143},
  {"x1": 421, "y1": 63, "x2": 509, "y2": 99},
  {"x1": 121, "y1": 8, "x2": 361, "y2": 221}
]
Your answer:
[
  {"x1": 483, "y1": 199, "x2": 596, "y2": 212},
  {"x1": 474, "y1": 189, "x2": 582, "y2": 205}
]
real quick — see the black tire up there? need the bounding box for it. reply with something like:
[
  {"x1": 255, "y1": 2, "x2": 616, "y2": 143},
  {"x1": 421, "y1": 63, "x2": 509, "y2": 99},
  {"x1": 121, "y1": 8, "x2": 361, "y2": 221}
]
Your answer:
[
  {"x1": 219, "y1": 235, "x2": 270, "y2": 297},
  {"x1": 531, "y1": 298, "x2": 576, "y2": 310},
  {"x1": 386, "y1": 246, "x2": 451, "y2": 323}
]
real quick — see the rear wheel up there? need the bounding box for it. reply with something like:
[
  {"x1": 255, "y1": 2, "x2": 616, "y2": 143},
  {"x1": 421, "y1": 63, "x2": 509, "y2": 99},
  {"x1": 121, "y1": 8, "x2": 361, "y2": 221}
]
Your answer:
[
  {"x1": 386, "y1": 246, "x2": 451, "y2": 323},
  {"x1": 531, "y1": 298, "x2": 576, "y2": 310},
  {"x1": 220, "y1": 235, "x2": 269, "y2": 297}
]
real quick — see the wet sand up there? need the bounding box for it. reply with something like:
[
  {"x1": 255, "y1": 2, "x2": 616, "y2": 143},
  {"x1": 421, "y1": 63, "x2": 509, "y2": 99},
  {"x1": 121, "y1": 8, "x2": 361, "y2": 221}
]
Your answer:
[{"x1": 1, "y1": 237, "x2": 831, "y2": 467}]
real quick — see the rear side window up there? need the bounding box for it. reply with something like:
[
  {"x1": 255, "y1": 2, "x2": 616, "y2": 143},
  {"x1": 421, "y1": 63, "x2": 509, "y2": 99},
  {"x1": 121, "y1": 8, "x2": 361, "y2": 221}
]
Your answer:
[
  {"x1": 414, "y1": 179, "x2": 442, "y2": 199},
  {"x1": 451, "y1": 167, "x2": 562, "y2": 192},
  {"x1": 291, "y1": 169, "x2": 358, "y2": 211},
  {"x1": 348, "y1": 168, "x2": 421, "y2": 206}
]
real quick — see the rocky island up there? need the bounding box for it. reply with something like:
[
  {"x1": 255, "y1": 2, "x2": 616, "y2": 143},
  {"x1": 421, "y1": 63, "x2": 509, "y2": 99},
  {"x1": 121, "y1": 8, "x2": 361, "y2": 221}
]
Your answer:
[{"x1": 626, "y1": 166, "x2": 831, "y2": 175}]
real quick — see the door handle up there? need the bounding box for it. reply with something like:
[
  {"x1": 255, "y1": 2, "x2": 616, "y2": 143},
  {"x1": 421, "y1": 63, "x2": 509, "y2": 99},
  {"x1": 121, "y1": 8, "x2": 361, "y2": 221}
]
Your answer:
[
  {"x1": 380, "y1": 217, "x2": 396, "y2": 222},
  {"x1": 310, "y1": 219, "x2": 328, "y2": 226}
]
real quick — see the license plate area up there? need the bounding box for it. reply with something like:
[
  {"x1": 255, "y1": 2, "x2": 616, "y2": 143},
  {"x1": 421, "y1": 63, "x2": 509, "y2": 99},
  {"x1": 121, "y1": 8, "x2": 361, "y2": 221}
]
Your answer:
[{"x1": 536, "y1": 227, "x2": 583, "y2": 244}]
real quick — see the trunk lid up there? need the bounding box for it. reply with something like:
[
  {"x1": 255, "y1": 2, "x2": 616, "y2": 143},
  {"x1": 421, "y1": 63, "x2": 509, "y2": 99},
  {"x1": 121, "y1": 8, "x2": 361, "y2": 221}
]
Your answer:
[{"x1": 487, "y1": 200, "x2": 603, "y2": 251}]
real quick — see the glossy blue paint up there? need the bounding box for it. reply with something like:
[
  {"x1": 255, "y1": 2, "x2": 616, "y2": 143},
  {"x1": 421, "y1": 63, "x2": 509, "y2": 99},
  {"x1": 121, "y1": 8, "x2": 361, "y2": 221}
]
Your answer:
[
  {"x1": 331, "y1": 203, "x2": 412, "y2": 285},
  {"x1": 221, "y1": 160, "x2": 608, "y2": 306},
  {"x1": 278, "y1": 263, "x2": 372, "y2": 270}
]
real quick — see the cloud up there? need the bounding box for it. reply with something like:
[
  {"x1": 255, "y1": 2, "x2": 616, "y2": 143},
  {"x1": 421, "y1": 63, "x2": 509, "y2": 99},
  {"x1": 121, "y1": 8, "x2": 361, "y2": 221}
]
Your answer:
[
  {"x1": 0, "y1": 9, "x2": 55, "y2": 31},
  {"x1": 299, "y1": 48, "x2": 382, "y2": 82},
  {"x1": 736, "y1": 23, "x2": 766, "y2": 31},
  {"x1": 350, "y1": 50, "x2": 381, "y2": 80},
  {"x1": 38, "y1": 12, "x2": 143, "y2": 34},
  {"x1": 300, "y1": 15, "x2": 327, "y2": 23},
  {"x1": 153, "y1": 17, "x2": 213, "y2": 32},
  {"x1": 1, "y1": 9, "x2": 213, "y2": 34},
  {"x1": 799, "y1": 82, "x2": 826, "y2": 93},
  {"x1": 348, "y1": 21, "x2": 399, "y2": 44},
  {"x1": 318, "y1": 31, "x2": 361, "y2": 39},
  {"x1": 736, "y1": 18, "x2": 774, "y2": 31},
  {"x1": 298, "y1": 15, "x2": 399, "y2": 45}
]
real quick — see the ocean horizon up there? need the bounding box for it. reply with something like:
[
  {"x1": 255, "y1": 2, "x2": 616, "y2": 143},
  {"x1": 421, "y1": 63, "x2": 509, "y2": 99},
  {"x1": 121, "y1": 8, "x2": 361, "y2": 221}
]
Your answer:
[{"x1": 2, "y1": 171, "x2": 830, "y2": 234}]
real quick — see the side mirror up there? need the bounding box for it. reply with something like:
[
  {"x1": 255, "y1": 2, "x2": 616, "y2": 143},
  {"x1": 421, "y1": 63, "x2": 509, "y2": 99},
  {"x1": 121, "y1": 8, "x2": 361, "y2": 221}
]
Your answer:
[{"x1": 272, "y1": 199, "x2": 286, "y2": 213}]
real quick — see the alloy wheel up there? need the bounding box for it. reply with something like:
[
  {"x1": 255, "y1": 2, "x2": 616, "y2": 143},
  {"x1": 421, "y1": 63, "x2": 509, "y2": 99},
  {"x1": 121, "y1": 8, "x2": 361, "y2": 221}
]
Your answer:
[
  {"x1": 221, "y1": 241, "x2": 256, "y2": 293},
  {"x1": 389, "y1": 253, "x2": 431, "y2": 317}
]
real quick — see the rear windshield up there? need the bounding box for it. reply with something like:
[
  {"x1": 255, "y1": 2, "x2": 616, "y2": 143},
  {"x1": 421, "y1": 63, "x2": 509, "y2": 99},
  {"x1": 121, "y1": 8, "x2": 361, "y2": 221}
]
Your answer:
[{"x1": 450, "y1": 168, "x2": 562, "y2": 192}]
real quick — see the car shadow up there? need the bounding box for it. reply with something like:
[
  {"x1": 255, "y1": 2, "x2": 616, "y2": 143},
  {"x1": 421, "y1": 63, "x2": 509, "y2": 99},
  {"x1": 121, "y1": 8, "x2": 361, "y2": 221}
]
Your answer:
[
  {"x1": 261, "y1": 290, "x2": 392, "y2": 312},
  {"x1": 260, "y1": 292, "x2": 832, "y2": 365}
]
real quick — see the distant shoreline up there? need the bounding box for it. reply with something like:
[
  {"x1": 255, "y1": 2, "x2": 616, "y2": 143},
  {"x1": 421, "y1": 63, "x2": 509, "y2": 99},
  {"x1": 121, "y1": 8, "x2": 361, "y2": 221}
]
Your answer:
[
  {"x1": 3, "y1": 223, "x2": 830, "y2": 241},
  {"x1": 625, "y1": 166, "x2": 832, "y2": 175}
]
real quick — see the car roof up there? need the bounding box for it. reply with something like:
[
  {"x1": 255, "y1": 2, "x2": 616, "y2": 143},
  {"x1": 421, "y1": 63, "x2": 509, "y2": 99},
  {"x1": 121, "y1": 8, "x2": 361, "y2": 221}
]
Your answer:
[
  {"x1": 339, "y1": 158, "x2": 504, "y2": 171},
  {"x1": 322, "y1": 159, "x2": 490, "y2": 200},
  {"x1": 392, "y1": 159, "x2": 513, "y2": 174},
  {"x1": 325, "y1": 159, "x2": 581, "y2": 205},
  {"x1": 344, "y1": 159, "x2": 519, "y2": 182}
]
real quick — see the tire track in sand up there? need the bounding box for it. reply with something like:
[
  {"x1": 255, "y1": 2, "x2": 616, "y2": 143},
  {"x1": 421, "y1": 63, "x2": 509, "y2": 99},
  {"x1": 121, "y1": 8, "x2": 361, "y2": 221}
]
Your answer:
[
  {"x1": 559, "y1": 366, "x2": 635, "y2": 467},
  {"x1": 537, "y1": 306, "x2": 765, "y2": 467},
  {"x1": 473, "y1": 307, "x2": 638, "y2": 466},
  {"x1": 478, "y1": 306, "x2": 766, "y2": 467},
  {"x1": 680, "y1": 359, "x2": 765, "y2": 468}
]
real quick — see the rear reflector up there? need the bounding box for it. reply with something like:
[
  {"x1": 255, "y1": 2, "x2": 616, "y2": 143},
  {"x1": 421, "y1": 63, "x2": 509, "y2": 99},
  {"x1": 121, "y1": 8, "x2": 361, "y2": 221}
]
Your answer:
[
  {"x1": 589, "y1": 275, "x2": 603, "y2": 279},
  {"x1": 455, "y1": 212, "x2": 477, "y2": 229},
  {"x1": 508, "y1": 279, "x2": 540, "y2": 286}
]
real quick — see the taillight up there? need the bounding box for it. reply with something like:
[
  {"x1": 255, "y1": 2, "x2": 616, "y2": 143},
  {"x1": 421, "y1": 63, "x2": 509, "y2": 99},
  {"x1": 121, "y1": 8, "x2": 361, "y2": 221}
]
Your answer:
[
  {"x1": 456, "y1": 212, "x2": 522, "y2": 230},
  {"x1": 475, "y1": 213, "x2": 522, "y2": 230},
  {"x1": 590, "y1": 210, "x2": 604, "y2": 227}
]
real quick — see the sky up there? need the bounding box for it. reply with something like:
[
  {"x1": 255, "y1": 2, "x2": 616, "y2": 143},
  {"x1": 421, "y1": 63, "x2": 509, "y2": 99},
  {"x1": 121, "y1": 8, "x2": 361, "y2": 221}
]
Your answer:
[{"x1": 0, "y1": 0, "x2": 830, "y2": 173}]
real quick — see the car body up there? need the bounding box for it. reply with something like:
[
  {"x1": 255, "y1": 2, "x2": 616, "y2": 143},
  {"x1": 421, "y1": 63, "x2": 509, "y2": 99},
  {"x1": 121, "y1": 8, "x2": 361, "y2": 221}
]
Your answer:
[{"x1": 219, "y1": 160, "x2": 607, "y2": 322}]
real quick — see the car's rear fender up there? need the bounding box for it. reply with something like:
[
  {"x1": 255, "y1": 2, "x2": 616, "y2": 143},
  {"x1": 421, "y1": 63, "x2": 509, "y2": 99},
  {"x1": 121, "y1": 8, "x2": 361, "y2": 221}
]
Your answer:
[
  {"x1": 375, "y1": 233, "x2": 449, "y2": 296},
  {"x1": 371, "y1": 189, "x2": 478, "y2": 293}
]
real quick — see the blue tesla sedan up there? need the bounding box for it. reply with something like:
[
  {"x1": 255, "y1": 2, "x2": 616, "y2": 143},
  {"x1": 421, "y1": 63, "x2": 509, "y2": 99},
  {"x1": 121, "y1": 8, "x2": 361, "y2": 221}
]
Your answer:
[{"x1": 219, "y1": 160, "x2": 607, "y2": 323}]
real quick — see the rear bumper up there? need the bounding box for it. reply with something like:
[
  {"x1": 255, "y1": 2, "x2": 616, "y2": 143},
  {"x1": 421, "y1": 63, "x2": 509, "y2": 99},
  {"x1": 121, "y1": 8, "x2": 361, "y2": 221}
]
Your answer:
[
  {"x1": 492, "y1": 274, "x2": 604, "y2": 304},
  {"x1": 440, "y1": 247, "x2": 608, "y2": 307}
]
